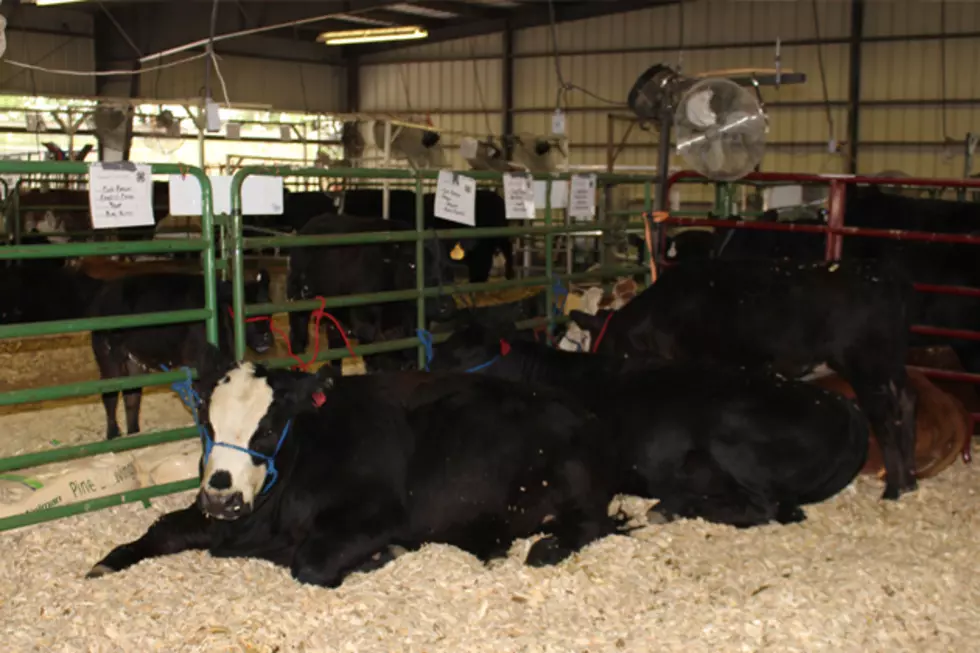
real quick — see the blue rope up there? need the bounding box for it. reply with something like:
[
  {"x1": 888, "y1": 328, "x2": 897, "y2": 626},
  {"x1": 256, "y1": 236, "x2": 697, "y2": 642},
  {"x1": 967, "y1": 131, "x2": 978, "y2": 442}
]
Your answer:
[
  {"x1": 552, "y1": 277, "x2": 569, "y2": 318},
  {"x1": 465, "y1": 356, "x2": 500, "y2": 373},
  {"x1": 415, "y1": 328, "x2": 434, "y2": 371},
  {"x1": 160, "y1": 363, "x2": 290, "y2": 495}
]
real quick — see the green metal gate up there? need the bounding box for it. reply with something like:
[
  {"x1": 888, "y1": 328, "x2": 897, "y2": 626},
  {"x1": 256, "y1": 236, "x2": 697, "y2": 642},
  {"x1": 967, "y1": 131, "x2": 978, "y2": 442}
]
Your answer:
[
  {"x1": 227, "y1": 167, "x2": 650, "y2": 369},
  {"x1": 0, "y1": 161, "x2": 218, "y2": 532},
  {"x1": 0, "y1": 164, "x2": 652, "y2": 532}
]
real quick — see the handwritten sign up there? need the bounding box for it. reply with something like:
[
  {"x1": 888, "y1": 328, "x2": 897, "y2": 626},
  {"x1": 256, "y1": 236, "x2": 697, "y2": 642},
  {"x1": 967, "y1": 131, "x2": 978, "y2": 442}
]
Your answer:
[
  {"x1": 503, "y1": 172, "x2": 535, "y2": 220},
  {"x1": 433, "y1": 170, "x2": 476, "y2": 226},
  {"x1": 88, "y1": 162, "x2": 155, "y2": 229},
  {"x1": 533, "y1": 180, "x2": 568, "y2": 209},
  {"x1": 568, "y1": 173, "x2": 597, "y2": 219},
  {"x1": 168, "y1": 174, "x2": 284, "y2": 216}
]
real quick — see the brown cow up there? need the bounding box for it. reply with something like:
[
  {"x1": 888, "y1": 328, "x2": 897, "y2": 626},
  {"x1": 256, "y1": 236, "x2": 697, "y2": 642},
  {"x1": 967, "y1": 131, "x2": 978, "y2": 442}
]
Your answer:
[{"x1": 812, "y1": 367, "x2": 970, "y2": 480}]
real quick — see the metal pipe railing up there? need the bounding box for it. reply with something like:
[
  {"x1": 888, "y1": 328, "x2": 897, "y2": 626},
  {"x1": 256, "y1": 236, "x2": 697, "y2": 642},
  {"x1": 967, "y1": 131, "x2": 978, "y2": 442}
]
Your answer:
[{"x1": 0, "y1": 161, "x2": 218, "y2": 532}]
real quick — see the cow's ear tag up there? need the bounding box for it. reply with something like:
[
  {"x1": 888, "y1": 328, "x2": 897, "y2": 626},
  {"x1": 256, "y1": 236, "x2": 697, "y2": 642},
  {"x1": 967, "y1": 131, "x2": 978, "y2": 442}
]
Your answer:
[
  {"x1": 312, "y1": 391, "x2": 326, "y2": 408},
  {"x1": 450, "y1": 242, "x2": 465, "y2": 261}
]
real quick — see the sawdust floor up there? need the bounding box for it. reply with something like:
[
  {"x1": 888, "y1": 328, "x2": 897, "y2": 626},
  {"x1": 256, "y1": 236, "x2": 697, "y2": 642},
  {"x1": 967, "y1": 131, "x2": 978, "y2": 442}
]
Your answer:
[{"x1": 1, "y1": 447, "x2": 978, "y2": 653}]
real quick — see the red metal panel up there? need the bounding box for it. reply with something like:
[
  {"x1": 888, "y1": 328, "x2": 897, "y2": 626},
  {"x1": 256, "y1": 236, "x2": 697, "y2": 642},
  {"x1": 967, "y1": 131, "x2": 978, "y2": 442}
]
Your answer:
[{"x1": 661, "y1": 170, "x2": 980, "y2": 463}]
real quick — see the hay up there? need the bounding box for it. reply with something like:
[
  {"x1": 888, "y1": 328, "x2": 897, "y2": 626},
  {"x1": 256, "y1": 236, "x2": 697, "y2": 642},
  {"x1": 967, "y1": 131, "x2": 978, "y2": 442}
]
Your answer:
[{"x1": 0, "y1": 446, "x2": 977, "y2": 652}]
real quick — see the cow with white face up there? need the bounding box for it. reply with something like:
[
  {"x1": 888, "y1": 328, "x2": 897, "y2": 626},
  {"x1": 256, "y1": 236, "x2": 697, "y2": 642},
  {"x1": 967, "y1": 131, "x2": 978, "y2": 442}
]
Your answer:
[
  {"x1": 197, "y1": 362, "x2": 280, "y2": 519},
  {"x1": 86, "y1": 343, "x2": 624, "y2": 588}
]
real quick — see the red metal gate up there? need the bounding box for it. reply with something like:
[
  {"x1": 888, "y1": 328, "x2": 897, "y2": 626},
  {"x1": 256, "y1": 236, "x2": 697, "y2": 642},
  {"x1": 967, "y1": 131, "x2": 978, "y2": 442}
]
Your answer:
[{"x1": 662, "y1": 170, "x2": 980, "y2": 462}]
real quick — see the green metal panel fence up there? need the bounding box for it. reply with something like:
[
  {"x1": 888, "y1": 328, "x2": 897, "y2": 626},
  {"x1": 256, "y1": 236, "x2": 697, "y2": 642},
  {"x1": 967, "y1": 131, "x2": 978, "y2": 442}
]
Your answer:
[
  {"x1": 227, "y1": 167, "x2": 652, "y2": 371},
  {"x1": 0, "y1": 161, "x2": 218, "y2": 532},
  {"x1": 0, "y1": 164, "x2": 654, "y2": 532}
]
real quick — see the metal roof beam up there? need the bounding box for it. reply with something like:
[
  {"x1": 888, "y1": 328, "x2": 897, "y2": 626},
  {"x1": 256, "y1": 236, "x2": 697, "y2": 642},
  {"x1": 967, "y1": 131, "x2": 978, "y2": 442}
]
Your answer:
[{"x1": 352, "y1": 0, "x2": 677, "y2": 55}]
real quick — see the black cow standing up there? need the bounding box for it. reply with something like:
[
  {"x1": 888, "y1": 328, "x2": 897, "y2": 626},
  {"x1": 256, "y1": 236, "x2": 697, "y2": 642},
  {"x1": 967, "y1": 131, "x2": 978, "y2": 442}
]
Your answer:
[
  {"x1": 339, "y1": 188, "x2": 515, "y2": 283},
  {"x1": 0, "y1": 266, "x2": 102, "y2": 325},
  {"x1": 286, "y1": 213, "x2": 457, "y2": 371},
  {"x1": 429, "y1": 312, "x2": 871, "y2": 527},
  {"x1": 665, "y1": 187, "x2": 980, "y2": 374},
  {"x1": 86, "y1": 347, "x2": 622, "y2": 587},
  {"x1": 569, "y1": 258, "x2": 917, "y2": 501},
  {"x1": 88, "y1": 271, "x2": 274, "y2": 440}
]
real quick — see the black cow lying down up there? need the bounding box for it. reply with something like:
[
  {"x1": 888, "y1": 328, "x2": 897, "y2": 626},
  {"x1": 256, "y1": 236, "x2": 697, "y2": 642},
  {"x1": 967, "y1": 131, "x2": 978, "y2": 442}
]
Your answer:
[
  {"x1": 430, "y1": 313, "x2": 870, "y2": 527},
  {"x1": 89, "y1": 271, "x2": 274, "y2": 440},
  {"x1": 568, "y1": 258, "x2": 917, "y2": 501},
  {"x1": 86, "y1": 347, "x2": 621, "y2": 587}
]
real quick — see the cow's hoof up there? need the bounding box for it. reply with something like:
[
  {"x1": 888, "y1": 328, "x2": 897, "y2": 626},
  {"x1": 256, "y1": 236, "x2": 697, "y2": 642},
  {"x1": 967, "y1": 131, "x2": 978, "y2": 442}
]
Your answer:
[
  {"x1": 85, "y1": 564, "x2": 114, "y2": 579},
  {"x1": 881, "y1": 479, "x2": 917, "y2": 501},
  {"x1": 775, "y1": 505, "x2": 806, "y2": 525}
]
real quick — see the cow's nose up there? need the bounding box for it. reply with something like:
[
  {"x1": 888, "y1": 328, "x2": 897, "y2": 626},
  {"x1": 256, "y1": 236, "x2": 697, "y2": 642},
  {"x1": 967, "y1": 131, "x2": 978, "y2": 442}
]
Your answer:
[{"x1": 197, "y1": 490, "x2": 248, "y2": 520}]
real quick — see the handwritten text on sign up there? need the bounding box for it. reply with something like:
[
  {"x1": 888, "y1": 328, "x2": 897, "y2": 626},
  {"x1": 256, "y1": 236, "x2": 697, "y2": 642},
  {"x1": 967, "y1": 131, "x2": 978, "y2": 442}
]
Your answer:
[
  {"x1": 88, "y1": 163, "x2": 155, "y2": 229},
  {"x1": 503, "y1": 172, "x2": 535, "y2": 220},
  {"x1": 569, "y1": 173, "x2": 598, "y2": 219},
  {"x1": 434, "y1": 170, "x2": 476, "y2": 226}
]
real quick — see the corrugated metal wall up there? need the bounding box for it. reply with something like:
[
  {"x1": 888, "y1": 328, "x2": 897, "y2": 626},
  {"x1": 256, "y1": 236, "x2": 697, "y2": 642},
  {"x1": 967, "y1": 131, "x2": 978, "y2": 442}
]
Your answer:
[
  {"x1": 359, "y1": 0, "x2": 980, "y2": 179},
  {"x1": 0, "y1": 30, "x2": 97, "y2": 98},
  {"x1": 152, "y1": 56, "x2": 346, "y2": 113}
]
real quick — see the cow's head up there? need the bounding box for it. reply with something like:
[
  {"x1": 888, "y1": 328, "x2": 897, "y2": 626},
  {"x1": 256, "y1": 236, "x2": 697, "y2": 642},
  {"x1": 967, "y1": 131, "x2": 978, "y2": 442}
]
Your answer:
[
  {"x1": 427, "y1": 307, "x2": 521, "y2": 373},
  {"x1": 192, "y1": 344, "x2": 337, "y2": 519},
  {"x1": 217, "y1": 269, "x2": 275, "y2": 354},
  {"x1": 391, "y1": 240, "x2": 459, "y2": 323}
]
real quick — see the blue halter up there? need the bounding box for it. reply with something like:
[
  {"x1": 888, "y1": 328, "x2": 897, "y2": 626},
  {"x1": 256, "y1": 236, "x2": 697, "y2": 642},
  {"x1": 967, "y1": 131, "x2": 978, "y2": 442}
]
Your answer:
[{"x1": 162, "y1": 364, "x2": 292, "y2": 495}]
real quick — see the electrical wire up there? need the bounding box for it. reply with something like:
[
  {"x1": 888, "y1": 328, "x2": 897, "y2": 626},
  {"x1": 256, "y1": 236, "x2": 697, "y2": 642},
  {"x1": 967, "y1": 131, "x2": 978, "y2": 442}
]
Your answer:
[
  {"x1": 204, "y1": 0, "x2": 220, "y2": 102},
  {"x1": 4, "y1": 53, "x2": 210, "y2": 77},
  {"x1": 211, "y1": 53, "x2": 232, "y2": 108},
  {"x1": 469, "y1": 40, "x2": 495, "y2": 137},
  {"x1": 546, "y1": 0, "x2": 624, "y2": 109},
  {"x1": 810, "y1": 0, "x2": 837, "y2": 146}
]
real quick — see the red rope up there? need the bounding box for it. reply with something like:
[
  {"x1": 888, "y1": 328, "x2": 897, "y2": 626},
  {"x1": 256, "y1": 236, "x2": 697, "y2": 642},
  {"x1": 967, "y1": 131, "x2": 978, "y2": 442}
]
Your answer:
[
  {"x1": 227, "y1": 296, "x2": 357, "y2": 372},
  {"x1": 590, "y1": 312, "x2": 614, "y2": 353}
]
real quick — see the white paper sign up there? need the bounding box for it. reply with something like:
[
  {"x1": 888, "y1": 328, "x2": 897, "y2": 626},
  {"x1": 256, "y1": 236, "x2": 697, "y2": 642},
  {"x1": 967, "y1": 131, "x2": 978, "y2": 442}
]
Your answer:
[
  {"x1": 551, "y1": 109, "x2": 566, "y2": 136},
  {"x1": 533, "y1": 180, "x2": 569, "y2": 210},
  {"x1": 569, "y1": 173, "x2": 597, "y2": 219},
  {"x1": 433, "y1": 170, "x2": 476, "y2": 226},
  {"x1": 168, "y1": 174, "x2": 284, "y2": 216},
  {"x1": 503, "y1": 172, "x2": 535, "y2": 220},
  {"x1": 88, "y1": 162, "x2": 155, "y2": 229}
]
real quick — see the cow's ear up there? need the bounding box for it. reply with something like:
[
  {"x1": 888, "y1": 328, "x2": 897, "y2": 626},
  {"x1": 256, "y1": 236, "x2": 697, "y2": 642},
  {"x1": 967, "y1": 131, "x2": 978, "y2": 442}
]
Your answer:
[
  {"x1": 194, "y1": 341, "x2": 235, "y2": 396},
  {"x1": 569, "y1": 309, "x2": 607, "y2": 336}
]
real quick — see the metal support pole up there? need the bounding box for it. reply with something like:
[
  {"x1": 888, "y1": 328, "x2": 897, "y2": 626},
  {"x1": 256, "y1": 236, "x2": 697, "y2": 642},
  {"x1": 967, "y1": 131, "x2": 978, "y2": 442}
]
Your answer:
[
  {"x1": 846, "y1": 0, "x2": 865, "y2": 174},
  {"x1": 382, "y1": 122, "x2": 392, "y2": 220},
  {"x1": 544, "y1": 180, "x2": 555, "y2": 340},
  {"x1": 230, "y1": 177, "x2": 247, "y2": 359},
  {"x1": 825, "y1": 179, "x2": 846, "y2": 261},
  {"x1": 414, "y1": 173, "x2": 427, "y2": 370}
]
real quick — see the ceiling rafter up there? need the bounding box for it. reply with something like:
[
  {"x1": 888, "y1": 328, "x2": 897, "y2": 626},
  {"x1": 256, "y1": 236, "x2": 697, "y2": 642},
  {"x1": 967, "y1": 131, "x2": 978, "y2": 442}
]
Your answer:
[{"x1": 352, "y1": 0, "x2": 677, "y2": 55}]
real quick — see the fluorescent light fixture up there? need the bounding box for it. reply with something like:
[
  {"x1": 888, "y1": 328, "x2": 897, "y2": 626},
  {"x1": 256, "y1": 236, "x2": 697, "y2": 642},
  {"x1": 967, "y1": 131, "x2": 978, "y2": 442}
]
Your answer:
[
  {"x1": 317, "y1": 25, "x2": 428, "y2": 46},
  {"x1": 33, "y1": 0, "x2": 90, "y2": 6}
]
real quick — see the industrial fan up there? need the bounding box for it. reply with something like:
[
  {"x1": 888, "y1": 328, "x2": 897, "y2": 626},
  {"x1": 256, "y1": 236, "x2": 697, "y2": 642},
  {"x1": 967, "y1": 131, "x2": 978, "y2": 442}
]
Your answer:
[
  {"x1": 628, "y1": 64, "x2": 768, "y2": 182},
  {"x1": 510, "y1": 132, "x2": 568, "y2": 174},
  {"x1": 368, "y1": 119, "x2": 447, "y2": 170},
  {"x1": 143, "y1": 108, "x2": 183, "y2": 156},
  {"x1": 459, "y1": 136, "x2": 522, "y2": 172}
]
